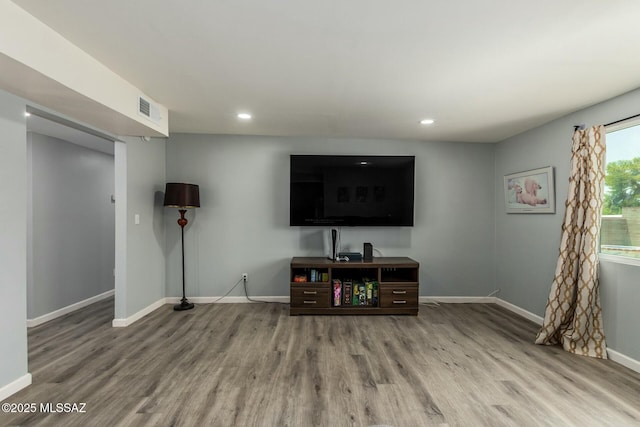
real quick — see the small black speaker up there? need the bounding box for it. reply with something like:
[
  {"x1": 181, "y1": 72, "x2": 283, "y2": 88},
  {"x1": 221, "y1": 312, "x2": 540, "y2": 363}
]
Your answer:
[{"x1": 363, "y1": 242, "x2": 373, "y2": 262}]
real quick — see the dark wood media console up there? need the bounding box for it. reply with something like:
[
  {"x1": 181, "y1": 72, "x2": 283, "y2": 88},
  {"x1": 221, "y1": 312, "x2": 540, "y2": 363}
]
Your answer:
[{"x1": 290, "y1": 256, "x2": 419, "y2": 315}]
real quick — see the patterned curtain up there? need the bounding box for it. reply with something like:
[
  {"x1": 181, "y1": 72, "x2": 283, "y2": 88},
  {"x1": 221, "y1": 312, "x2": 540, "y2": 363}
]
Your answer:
[{"x1": 535, "y1": 125, "x2": 607, "y2": 358}]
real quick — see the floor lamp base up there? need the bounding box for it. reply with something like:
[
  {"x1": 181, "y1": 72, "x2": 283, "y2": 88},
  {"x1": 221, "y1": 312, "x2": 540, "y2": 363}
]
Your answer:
[{"x1": 174, "y1": 298, "x2": 195, "y2": 311}]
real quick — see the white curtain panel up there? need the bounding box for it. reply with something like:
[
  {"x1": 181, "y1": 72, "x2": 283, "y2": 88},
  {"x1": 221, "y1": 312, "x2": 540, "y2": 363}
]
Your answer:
[{"x1": 535, "y1": 125, "x2": 607, "y2": 358}]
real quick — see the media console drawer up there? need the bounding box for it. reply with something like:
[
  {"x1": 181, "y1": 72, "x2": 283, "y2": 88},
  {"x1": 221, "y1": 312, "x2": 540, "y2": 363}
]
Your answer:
[
  {"x1": 290, "y1": 287, "x2": 330, "y2": 308},
  {"x1": 379, "y1": 284, "x2": 418, "y2": 308}
]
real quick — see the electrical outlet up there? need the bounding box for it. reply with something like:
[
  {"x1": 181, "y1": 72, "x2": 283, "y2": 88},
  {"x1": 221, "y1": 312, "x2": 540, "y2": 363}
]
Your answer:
[{"x1": 242, "y1": 273, "x2": 248, "y2": 281}]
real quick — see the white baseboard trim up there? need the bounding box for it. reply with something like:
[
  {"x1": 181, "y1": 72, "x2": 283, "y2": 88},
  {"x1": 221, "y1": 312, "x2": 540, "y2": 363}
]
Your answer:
[
  {"x1": 607, "y1": 348, "x2": 640, "y2": 373},
  {"x1": 112, "y1": 296, "x2": 291, "y2": 327},
  {"x1": 493, "y1": 299, "x2": 639, "y2": 374},
  {"x1": 0, "y1": 373, "x2": 32, "y2": 401},
  {"x1": 495, "y1": 298, "x2": 544, "y2": 325},
  {"x1": 420, "y1": 296, "x2": 544, "y2": 325},
  {"x1": 112, "y1": 297, "x2": 167, "y2": 328},
  {"x1": 166, "y1": 296, "x2": 290, "y2": 304},
  {"x1": 27, "y1": 290, "x2": 115, "y2": 328},
  {"x1": 421, "y1": 297, "x2": 640, "y2": 374},
  {"x1": 420, "y1": 296, "x2": 496, "y2": 304}
]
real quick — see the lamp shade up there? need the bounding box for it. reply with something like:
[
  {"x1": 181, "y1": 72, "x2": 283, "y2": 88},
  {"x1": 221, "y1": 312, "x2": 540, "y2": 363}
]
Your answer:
[{"x1": 163, "y1": 183, "x2": 200, "y2": 208}]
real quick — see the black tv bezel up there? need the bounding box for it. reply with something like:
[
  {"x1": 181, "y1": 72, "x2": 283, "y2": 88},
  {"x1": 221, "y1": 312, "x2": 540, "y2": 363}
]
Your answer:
[{"x1": 289, "y1": 154, "x2": 415, "y2": 227}]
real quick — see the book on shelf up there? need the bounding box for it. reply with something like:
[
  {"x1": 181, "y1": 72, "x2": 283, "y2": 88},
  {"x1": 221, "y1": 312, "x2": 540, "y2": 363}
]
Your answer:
[
  {"x1": 352, "y1": 281, "x2": 360, "y2": 306},
  {"x1": 342, "y1": 280, "x2": 352, "y2": 306},
  {"x1": 364, "y1": 279, "x2": 379, "y2": 306},
  {"x1": 372, "y1": 280, "x2": 378, "y2": 305},
  {"x1": 359, "y1": 283, "x2": 366, "y2": 305},
  {"x1": 333, "y1": 279, "x2": 342, "y2": 306}
]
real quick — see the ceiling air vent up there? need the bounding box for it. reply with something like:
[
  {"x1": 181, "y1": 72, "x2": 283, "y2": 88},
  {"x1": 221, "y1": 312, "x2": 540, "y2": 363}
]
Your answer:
[
  {"x1": 139, "y1": 97, "x2": 150, "y2": 117},
  {"x1": 137, "y1": 95, "x2": 162, "y2": 124}
]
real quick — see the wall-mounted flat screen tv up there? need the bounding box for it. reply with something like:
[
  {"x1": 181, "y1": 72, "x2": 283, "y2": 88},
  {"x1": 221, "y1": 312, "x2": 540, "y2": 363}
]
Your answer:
[{"x1": 290, "y1": 155, "x2": 415, "y2": 226}]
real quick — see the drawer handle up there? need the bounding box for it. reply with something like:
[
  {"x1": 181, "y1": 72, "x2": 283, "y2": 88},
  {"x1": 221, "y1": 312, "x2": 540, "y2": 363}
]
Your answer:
[
  {"x1": 303, "y1": 291, "x2": 317, "y2": 295},
  {"x1": 303, "y1": 300, "x2": 317, "y2": 304},
  {"x1": 392, "y1": 290, "x2": 407, "y2": 295},
  {"x1": 393, "y1": 300, "x2": 407, "y2": 304}
]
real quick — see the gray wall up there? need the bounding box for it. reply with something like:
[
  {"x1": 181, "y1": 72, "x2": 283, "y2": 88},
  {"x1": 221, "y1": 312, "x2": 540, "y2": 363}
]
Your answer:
[
  {"x1": 495, "y1": 87, "x2": 640, "y2": 361},
  {"x1": 121, "y1": 136, "x2": 166, "y2": 317},
  {"x1": 0, "y1": 89, "x2": 28, "y2": 389},
  {"x1": 165, "y1": 134, "x2": 496, "y2": 299},
  {"x1": 27, "y1": 132, "x2": 114, "y2": 319}
]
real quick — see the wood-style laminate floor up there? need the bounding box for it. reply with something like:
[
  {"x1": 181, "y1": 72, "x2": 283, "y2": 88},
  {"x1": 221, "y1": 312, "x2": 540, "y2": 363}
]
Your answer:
[{"x1": 2, "y1": 299, "x2": 640, "y2": 426}]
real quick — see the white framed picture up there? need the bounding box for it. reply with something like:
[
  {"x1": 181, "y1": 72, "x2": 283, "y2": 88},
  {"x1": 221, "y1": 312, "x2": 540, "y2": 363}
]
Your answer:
[{"x1": 504, "y1": 166, "x2": 555, "y2": 214}]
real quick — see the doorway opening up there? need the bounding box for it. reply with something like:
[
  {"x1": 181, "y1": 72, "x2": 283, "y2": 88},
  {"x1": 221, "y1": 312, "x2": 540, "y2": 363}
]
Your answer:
[{"x1": 25, "y1": 108, "x2": 119, "y2": 328}]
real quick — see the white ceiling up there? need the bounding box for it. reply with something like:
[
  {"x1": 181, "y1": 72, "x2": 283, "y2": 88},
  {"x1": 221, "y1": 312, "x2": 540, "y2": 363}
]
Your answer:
[{"x1": 12, "y1": 0, "x2": 640, "y2": 142}]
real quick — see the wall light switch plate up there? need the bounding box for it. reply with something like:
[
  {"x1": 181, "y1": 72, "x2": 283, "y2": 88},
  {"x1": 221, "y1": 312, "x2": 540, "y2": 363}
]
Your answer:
[{"x1": 134, "y1": 214, "x2": 140, "y2": 225}]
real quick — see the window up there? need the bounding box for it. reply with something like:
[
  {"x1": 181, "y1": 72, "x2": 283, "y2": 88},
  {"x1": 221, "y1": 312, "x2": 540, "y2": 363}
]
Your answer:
[{"x1": 600, "y1": 123, "x2": 640, "y2": 260}]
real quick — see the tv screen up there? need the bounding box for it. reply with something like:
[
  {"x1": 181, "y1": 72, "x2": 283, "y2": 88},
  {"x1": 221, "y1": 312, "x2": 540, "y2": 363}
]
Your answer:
[{"x1": 290, "y1": 155, "x2": 415, "y2": 226}]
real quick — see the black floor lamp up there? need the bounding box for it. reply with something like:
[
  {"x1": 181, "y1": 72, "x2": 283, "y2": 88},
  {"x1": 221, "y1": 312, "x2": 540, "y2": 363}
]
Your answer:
[{"x1": 164, "y1": 182, "x2": 200, "y2": 311}]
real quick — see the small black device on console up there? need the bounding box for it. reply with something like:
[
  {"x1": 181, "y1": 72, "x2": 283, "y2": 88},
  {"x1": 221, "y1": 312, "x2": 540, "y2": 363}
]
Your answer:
[
  {"x1": 338, "y1": 252, "x2": 363, "y2": 261},
  {"x1": 363, "y1": 242, "x2": 373, "y2": 262},
  {"x1": 331, "y1": 229, "x2": 338, "y2": 261}
]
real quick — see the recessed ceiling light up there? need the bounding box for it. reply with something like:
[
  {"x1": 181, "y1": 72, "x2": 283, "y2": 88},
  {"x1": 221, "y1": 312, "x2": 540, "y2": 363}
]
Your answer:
[
  {"x1": 237, "y1": 113, "x2": 252, "y2": 120},
  {"x1": 359, "y1": 161, "x2": 369, "y2": 165},
  {"x1": 420, "y1": 118, "x2": 434, "y2": 125},
  {"x1": 24, "y1": 112, "x2": 31, "y2": 117}
]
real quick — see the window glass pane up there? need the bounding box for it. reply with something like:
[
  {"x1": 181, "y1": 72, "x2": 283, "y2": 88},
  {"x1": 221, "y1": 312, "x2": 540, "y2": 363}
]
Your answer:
[{"x1": 601, "y1": 125, "x2": 640, "y2": 259}]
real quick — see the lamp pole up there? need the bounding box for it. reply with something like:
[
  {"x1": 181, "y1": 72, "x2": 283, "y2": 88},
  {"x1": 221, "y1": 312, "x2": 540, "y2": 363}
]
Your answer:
[{"x1": 175, "y1": 209, "x2": 194, "y2": 310}]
